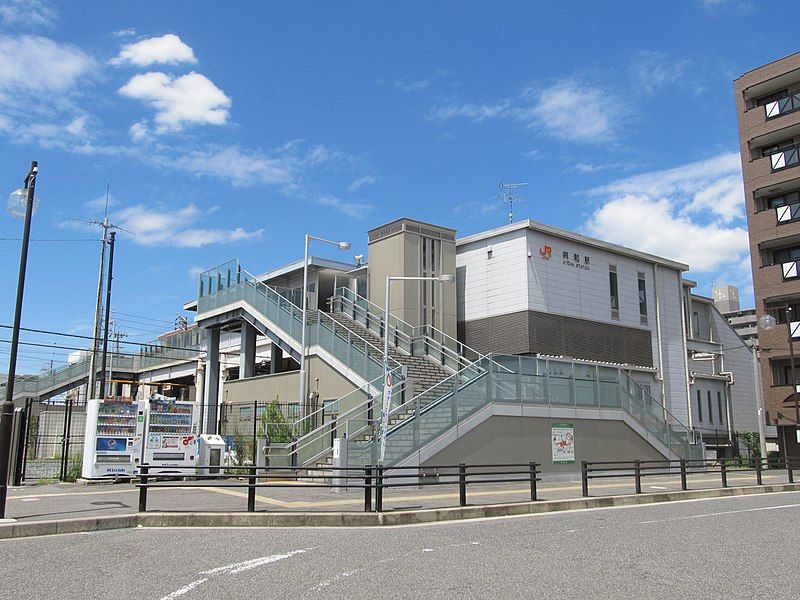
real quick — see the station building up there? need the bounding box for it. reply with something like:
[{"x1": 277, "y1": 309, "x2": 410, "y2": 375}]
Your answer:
[{"x1": 185, "y1": 217, "x2": 759, "y2": 469}]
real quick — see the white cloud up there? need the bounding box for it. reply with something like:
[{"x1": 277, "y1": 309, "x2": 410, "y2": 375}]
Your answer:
[
  {"x1": 315, "y1": 194, "x2": 372, "y2": 218},
  {"x1": 188, "y1": 265, "x2": 205, "y2": 280},
  {"x1": 430, "y1": 78, "x2": 620, "y2": 143},
  {"x1": 84, "y1": 191, "x2": 116, "y2": 211},
  {"x1": 589, "y1": 152, "x2": 744, "y2": 222},
  {"x1": 394, "y1": 78, "x2": 430, "y2": 92},
  {"x1": 114, "y1": 203, "x2": 263, "y2": 248},
  {"x1": 173, "y1": 146, "x2": 295, "y2": 186},
  {"x1": 112, "y1": 28, "x2": 137, "y2": 38},
  {"x1": 348, "y1": 175, "x2": 379, "y2": 193},
  {"x1": 585, "y1": 151, "x2": 751, "y2": 279},
  {"x1": 586, "y1": 195, "x2": 748, "y2": 271},
  {"x1": 111, "y1": 34, "x2": 197, "y2": 67},
  {"x1": 0, "y1": 1, "x2": 56, "y2": 28},
  {"x1": 630, "y1": 50, "x2": 692, "y2": 95},
  {"x1": 522, "y1": 79, "x2": 617, "y2": 142},
  {"x1": 0, "y1": 35, "x2": 95, "y2": 93},
  {"x1": 119, "y1": 71, "x2": 231, "y2": 133}
]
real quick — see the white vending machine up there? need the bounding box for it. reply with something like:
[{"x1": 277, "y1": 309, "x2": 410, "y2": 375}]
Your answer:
[
  {"x1": 81, "y1": 398, "x2": 146, "y2": 479},
  {"x1": 143, "y1": 394, "x2": 200, "y2": 474}
]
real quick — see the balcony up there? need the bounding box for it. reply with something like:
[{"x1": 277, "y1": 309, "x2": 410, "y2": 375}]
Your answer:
[
  {"x1": 766, "y1": 92, "x2": 800, "y2": 120},
  {"x1": 770, "y1": 145, "x2": 800, "y2": 172}
]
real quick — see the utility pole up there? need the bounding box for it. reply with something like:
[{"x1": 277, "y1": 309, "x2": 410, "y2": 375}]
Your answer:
[
  {"x1": 0, "y1": 160, "x2": 38, "y2": 519},
  {"x1": 107, "y1": 318, "x2": 127, "y2": 398},
  {"x1": 86, "y1": 184, "x2": 114, "y2": 401},
  {"x1": 97, "y1": 231, "x2": 117, "y2": 398}
]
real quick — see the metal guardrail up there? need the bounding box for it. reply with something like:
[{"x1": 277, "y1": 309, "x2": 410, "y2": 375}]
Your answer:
[
  {"x1": 580, "y1": 457, "x2": 799, "y2": 497},
  {"x1": 135, "y1": 462, "x2": 542, "y2": 513}
]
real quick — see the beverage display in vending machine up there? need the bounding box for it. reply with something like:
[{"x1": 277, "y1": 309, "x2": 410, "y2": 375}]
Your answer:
[
  {"x1": 81, "y1": 397, "x2": 146, "y2": 479},
  {"x1": 143, "y1": 393, "x2": 200, "y2": 474}
]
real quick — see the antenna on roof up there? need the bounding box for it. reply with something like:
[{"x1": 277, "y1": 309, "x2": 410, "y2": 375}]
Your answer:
[{"x1": 499, "y1": 181, "x2": 528, "y2": 223}]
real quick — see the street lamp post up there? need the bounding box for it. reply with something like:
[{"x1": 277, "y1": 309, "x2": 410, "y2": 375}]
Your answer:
[
  {"x1": 298, "y1": 235, "x2": 350, "y2": 417},
  {"x1": 377, "y1": 274, "x2": 454, "y2": 464},
  {"x1": 0, "y1": 161, "x2": 39, "y2": 519}
]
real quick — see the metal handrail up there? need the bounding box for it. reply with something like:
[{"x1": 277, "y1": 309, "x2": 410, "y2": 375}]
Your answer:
[{"x1": 332, "y1": 287, "x2": 486, "y2": 364}]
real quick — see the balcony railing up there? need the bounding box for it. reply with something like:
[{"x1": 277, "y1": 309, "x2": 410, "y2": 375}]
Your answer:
[
  {"x1": 765, "y1": 92, "x2": 800, "y2": 120},
  {"x1": 781, "y1": 260, "x2": 800, "y2": 280},
  {"x1": 771, "y1": 145, "x2": 800, "y2": 172},
  {"x1": 776, "y1": 202, "x2": 800, "y2": 223}
]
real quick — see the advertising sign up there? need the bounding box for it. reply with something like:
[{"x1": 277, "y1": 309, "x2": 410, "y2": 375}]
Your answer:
[
  {"x1": 551, "y1": 422, "x2": 575, "y2": 464},
  {"x1": 378, "y1": 368, "x2": 395, "y2": 464}
]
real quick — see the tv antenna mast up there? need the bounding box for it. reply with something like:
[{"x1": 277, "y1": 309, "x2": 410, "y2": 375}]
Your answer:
[{"x1": 499, "y1": 181, "x2": 528, "y2": 223}]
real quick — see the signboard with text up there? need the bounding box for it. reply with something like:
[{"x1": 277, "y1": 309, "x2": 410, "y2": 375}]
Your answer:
[{"x1": 551, "y1": 422, "x2": 575, "y2": 464}]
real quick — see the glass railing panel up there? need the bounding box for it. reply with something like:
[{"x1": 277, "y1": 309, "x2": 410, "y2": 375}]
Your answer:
[
  {"x1": 548, "y1": 360, "x2": 574, "y2": 406},
  {"x1": 455, "y1": 375, "x2": 488, "y2": 420},
  {"x1": 771, "y1": 146, "x2": 800, "y2": 171},
  {"x1": 598, "y1": 367, "x2": 620, "y2": 408},
  {"x1": 574, "y1": 364, "x2": 598, "y2": 408}
]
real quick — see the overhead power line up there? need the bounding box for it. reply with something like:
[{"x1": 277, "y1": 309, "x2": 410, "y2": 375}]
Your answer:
[{"x1": 0, "y1": 325, "x2": 201, "y2": 352}]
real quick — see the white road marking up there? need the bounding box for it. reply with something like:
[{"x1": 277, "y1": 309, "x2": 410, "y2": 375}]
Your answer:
[
  {"x1": 637, "y1": 502, "x2": 800, "y2": 525},
  {"x1": 649, "y1": 486, "x2": 669, "y2": 490},
  {"x1": 160, "y1": 578, "x2": 207, "y2": 599},
  {"x1": 312, "y1": 541, "x2": 481, "y2": 591},
  {"x1": 160, "y1": 548, "x2": 311, "y2": 599},
  {"x1": 19, "y1": 498, "x2": 39, "y2": 502}
]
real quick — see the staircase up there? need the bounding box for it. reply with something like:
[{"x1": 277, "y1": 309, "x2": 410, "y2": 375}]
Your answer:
[{"x1": 327, "y1": 311, "x2": 452, "y2": 395}]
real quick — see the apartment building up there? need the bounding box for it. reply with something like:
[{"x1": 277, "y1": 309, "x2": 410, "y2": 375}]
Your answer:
[{"x1": 734, "y1": 51, "x2": 800, "y2": 455}]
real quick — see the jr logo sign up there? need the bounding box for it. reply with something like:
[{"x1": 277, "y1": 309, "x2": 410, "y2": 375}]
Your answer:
[{"x1": 539, "y1": 245, "x2": 552, "y2": 260}]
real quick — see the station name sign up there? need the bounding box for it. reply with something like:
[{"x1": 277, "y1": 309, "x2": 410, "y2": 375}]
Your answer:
[{"x1": 539, "y1": 245, "x2": 591, "y2": 271}]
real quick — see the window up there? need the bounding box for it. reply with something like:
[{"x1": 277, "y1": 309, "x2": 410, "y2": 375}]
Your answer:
[
  {"x1": 609, "y1": 267, "x2": 619, "y2": 311},
  {"x1": 755, "y1": 89, "x2": 788, "y2": 107},
  {"x1": 770, "y1": 303, "x2": 800, "y2": 324},
  {"x1": 773, "y1": 246, "x2": 800, "y2": 265},
  {"x1": 637, "y1": 272, "x2": 647, "y2": 317},
  {"x1": 762, "y1": 139, "x2": 796, "y2": 158},
  {"x1": 697, "y1": 389, "x2": 703, "y2": 422},
  {"x1": 692, "y1": 312, "x2": 700, "y2": 336},
  {"x1": 707, "y1": 391, "x2": 713, "y2": 424},
  {"x1": 767, "y1": 190, "x2": 800, "y2": 209},
  {"x1": 717, "y1": 391, "x2": 724, "y2": 424}
]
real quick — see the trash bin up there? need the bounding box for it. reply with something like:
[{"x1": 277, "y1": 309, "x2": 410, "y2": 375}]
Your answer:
[{"x1": 197, "y1": 434, "x2": 226, "y2": 475}]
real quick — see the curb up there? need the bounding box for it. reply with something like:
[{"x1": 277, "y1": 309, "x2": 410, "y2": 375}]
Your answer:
[{"x1": 2, "y1": 483, "x2": 798, "y2": 539}]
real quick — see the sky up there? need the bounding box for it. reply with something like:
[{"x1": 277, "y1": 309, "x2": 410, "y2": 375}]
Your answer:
[{"x1": 0, "y1": 0, "x2": 797, "y2": 374}]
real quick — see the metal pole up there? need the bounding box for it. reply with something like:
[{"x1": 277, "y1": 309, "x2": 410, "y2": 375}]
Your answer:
[
  {"x1": 459, "y1": 463, "x2": 467, "y2": 507},
  {"x1": 298, "y1": 234, "x2": 310, "y2": 416},
  {"x1": 87, "y1": 218, "x2": 108, "y2": 400},
  {"x1": 786, "y1": 305, "x2": 800, "y2": 442},
  {"x1": 97, "y1": 231, "x2": 116, "y2": 398},
  {"x1": 0, "y1": 161, "x2": 37, "y2": 519},
  {"x1": 752, "y1": 346, "x2": 769, "y2": 462}
]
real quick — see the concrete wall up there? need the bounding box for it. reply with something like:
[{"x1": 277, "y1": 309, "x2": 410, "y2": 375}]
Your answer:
[
  {"x1": 367, "y1": 219, "x2": 457, "y2": 339},
  {"x1": 222, "y1": 355, "x2": 357, "y2": 409},
  {"x1": 422, "y1": 416, "x2": 665, "y2": 473}
]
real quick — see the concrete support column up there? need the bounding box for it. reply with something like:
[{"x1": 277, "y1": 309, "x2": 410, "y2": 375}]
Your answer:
[
  {"x1": 204, "y1": 328, "x2": 220, "y2": 433},
  {"x1": 240, "y1": 322, "x2": 256, "y2": 379},
  {"x1": 270, "y1": 343, "x2": 284, "y2": 374}
]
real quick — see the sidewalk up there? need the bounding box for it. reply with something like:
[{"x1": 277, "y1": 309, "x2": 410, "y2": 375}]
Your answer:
[{"x1": 4, "y1": 468, "x2": 793, "y2": 522}]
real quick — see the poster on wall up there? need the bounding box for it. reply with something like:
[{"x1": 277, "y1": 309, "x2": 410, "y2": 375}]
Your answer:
[{"x1": 551, "y1": 423, "x2": 575, "y2": 464}]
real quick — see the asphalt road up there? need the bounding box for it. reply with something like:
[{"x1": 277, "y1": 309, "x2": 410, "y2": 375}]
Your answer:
[{"x1": 4, "y1": 491, "x2": 799, "y2": 599}]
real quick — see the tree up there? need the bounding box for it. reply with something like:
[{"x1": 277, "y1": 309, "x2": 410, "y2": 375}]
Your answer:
[{"x1": 259, "y1": 397, "x2": 293, "y2": 444}]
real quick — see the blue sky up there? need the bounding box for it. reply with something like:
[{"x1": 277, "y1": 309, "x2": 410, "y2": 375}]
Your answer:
[{"x1": 0, "y1": 0, "x2": 797, "y2": 373}]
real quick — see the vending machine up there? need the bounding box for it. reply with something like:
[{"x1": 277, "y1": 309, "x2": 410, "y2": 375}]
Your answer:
[
  {"x1": 81, "y1": 398, "x2": 146, "y2": 479},
  {"x1": 143, "y1": 394, "x2": 200, "y2": 474}
]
